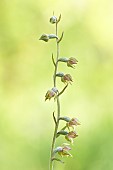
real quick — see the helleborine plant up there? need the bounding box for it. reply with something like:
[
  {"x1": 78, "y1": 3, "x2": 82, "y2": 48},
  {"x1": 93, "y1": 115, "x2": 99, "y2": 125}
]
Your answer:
[{"x1": 39, "y1": 13, "x2": 80, "y2": 170}]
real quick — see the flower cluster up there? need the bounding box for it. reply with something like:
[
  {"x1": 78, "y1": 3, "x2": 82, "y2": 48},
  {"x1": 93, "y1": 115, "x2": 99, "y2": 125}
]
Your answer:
[
  {"x1": 57, "y1": 116, "x2": 80, "y2": 144},
  {"x1": 39, "y1": 13, "x2": 80, "y2": 169}
]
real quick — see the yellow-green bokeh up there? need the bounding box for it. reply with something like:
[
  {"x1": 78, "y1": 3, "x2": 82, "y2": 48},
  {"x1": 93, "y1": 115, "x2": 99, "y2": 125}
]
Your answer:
[{"x1": 0, "y1": 0, "x2": 113, "y2": 170}]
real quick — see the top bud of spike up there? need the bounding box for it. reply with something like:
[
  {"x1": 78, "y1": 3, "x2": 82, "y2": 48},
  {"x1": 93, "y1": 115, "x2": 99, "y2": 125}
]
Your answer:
[
  {"x1": 50, "y1": 16, "x2": 57, "y2": 24},
  {"x1": 49, "y1": 13, "x2": 61, "y2": 24}
]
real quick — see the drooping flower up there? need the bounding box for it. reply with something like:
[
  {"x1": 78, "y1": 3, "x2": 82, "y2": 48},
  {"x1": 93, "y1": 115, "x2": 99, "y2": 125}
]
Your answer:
[
  {"x1": 45, "y1": 87, "x2": 58, "y2": 101},
  {"x1": 58, "y1": 57, "x2": 78, "y2": 68},
  {"x1": 56, "y1": 72, "x2": 73, "y2": 84},
  {"x1": 59, "y1": 146, "x2": 72, "y2": 157},
  {"x1": 67, "y1": 118, "x2": 81, "y2": 129},
  {"x1": 54, "y1": 146, "x2": 72, "y2": 157},
  {"x1": 61, "y1": 74, "x2": 73, "y2": 84},
  {"x1": 65, "y1": 131, "x2": 78, "y2": 143},
  {"x1": 67, "y1": 57, "x2": 78, "y2": 68}
]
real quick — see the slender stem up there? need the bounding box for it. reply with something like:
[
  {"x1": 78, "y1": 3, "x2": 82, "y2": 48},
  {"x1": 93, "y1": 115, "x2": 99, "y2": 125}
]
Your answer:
[
  {"x1": 50, "y1": 97, "x2": 60, "y2": 170},
  {"x1": 50, "y1": 22, "x2": 61, "y2": 170},
  {"x1": 53, "y1": 22, "x2": 58, "y2": 87}
]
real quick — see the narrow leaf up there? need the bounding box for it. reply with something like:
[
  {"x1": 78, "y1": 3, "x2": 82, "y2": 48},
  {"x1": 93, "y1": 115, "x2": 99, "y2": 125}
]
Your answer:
[
  {"x1": 57, "y1": 14, "x2": 61, "y2": 23},
  {"x1": 52, "y1": 53, "x2": 56, "y2": 67},
  {"x1": 52, "y1": 158, "x2": 64, "y2": 164},
  {"x1": 53, "y1": 111, "x2": 57, "y2": 125},
  {"x1": 58, "y1": 84, "x2": 68, "y2": 96},
  {"x1": 58, "y1": 31, "x2": 64, "y2": 43}
]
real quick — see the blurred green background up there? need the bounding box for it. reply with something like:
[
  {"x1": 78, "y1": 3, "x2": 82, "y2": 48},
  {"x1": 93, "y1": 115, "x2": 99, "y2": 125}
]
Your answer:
[{"x1": 0, "y1": 0, "x2": 113, "y2": 170}]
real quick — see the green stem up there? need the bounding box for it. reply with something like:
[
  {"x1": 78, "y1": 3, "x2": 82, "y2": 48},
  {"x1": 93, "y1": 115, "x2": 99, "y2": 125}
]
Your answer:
[
  {"x1": 53, "y1": 22, "x2": 58, "y2": 87},
  {"x1": 50, "y1": 97, "x2": 60, "y2": 170},
  {"x1": 50, "y1": 22, "x2": 60, "y2": 170}
]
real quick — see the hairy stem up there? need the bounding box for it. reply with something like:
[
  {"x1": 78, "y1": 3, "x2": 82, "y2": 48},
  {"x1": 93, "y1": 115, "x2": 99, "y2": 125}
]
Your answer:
[{"x1": 50, "y1": 22, "x2": 60, "y2": 170}]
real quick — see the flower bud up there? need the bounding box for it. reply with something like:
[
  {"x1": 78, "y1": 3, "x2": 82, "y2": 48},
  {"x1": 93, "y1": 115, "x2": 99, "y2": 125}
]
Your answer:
[
  {"x1": 39, "y1": 34, "x2": 49, "y2": 42},
  {"x1": 39, "y1": 34, "x2": 58, "y2": 42},
  {"x1": 50, "y1": 16, "x2": 57, "y2": 24}
]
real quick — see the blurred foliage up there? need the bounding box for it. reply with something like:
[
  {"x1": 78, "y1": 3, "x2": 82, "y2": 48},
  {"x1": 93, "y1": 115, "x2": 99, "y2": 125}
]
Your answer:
[{"x1": 0, "y1": 0, "x2": 113, "y2": 170}]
